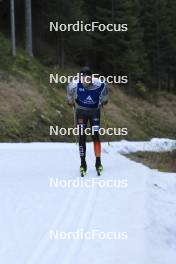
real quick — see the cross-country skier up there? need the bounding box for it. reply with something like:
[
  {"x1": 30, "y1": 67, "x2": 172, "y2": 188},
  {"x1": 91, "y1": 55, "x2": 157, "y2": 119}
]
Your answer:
[{"x1": 67, "y1": 66, "x2": 108, "y2": 176}]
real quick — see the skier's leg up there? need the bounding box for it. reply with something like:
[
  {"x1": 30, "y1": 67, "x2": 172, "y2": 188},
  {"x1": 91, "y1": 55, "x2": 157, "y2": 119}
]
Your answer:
[
  {"x1": 79, "y1": 132, "x2": 87, "y2": 168},
  {"x1": 92, "y1": 132, "x2": 101, "y2": 159},
  {"x1": 76, "y1": 109, "x2": 88, "y2": 171},
  {"x1": 90, "y1": 110, "x2": 102, "y2": 170}
]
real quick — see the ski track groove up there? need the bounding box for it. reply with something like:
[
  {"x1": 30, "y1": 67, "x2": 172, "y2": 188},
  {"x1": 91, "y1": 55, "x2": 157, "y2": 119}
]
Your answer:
[
  {"x1": 26, "y1": 186, "x2": 76, "y2": 264},
  {"x1": 26, "y1": 175, "x2": 99, "y2": 264},
  {"x1": 61, "y1": 182, "x2": 99, "y2": 264}
]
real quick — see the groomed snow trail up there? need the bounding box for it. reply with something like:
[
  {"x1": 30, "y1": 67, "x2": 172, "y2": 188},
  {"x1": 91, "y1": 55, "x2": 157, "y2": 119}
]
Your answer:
[{"x1": 0, "y1": 142, "x2": 176, "y2": 264}]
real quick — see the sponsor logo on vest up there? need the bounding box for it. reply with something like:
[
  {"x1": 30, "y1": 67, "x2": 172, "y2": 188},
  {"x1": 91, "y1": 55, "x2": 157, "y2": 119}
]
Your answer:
[{"x1": 85, "y1": 96, "x2": 95, "y2": 104}]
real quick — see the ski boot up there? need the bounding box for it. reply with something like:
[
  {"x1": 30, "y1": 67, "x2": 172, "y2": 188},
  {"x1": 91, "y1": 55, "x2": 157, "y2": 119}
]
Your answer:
[
  {"x1": 95, "y1": 157, "x2": 103, "y2": 176},
  {"x1": 80, "y1": 159, "x2": 87, "y2": 177}
]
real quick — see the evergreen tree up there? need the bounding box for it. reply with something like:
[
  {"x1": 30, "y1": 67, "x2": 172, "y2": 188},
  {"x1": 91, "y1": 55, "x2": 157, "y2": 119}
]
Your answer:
[{"x1": 84, "y1": 0, "x2": 148, "y2": 91}]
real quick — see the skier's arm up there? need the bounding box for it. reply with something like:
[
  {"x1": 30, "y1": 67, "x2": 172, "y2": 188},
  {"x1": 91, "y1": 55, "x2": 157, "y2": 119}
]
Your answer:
[
  {"x1": 67, "y1": 82, "x2": 76, "y2": 105},
  {"x1": 100, "y1": 83, "x2": 108, "y2": 106}
]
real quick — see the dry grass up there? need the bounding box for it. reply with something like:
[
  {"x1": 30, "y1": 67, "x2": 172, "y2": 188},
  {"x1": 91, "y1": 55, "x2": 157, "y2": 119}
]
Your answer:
[
  {"x1": 105, "y1": 86, "x2": 176, "y2": 140},
  {"x1": 126, "y1": 151, "x2": 176, "y2": 172},
  {"x1": 0, "y1": 77, "x2": 45, "y2": 117},
  {"x1": 0, "y1": 76, "x2": 176, "y2": 142}
]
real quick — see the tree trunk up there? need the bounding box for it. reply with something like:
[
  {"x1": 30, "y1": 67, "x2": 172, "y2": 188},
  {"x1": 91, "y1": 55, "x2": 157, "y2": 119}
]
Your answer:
[
  {"x1": 25, "y1": 0, "x2": 33, "y2": 56},
  {"x1": 128, "y1": 72, "x2": 133, "y2": 94},
  {"x1": 111, "y1": 0, "x2": 114, "y2": 23},
  {"x1": 156, "y1": 0, "x2": 161, "y2": 91},
  {"x1": 60, "y1": 32, "x2": 65, "y2": 69},
  {"x1": 167, "y1": 73, "x2": 170, "y2": 92},
  {"x1": 10, "y1": 0, "x2": 16, "y2": 56}
]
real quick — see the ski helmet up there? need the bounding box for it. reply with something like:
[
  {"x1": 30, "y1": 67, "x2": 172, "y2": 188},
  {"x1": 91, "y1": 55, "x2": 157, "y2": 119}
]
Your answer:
[{"x1": 80, "y1": 66, "x2": 92, "y2": 76}]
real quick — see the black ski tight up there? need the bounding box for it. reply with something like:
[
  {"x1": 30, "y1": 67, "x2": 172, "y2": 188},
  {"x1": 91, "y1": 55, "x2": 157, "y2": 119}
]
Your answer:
[{"x1": 76, "y1": 108, "x2": 101, "y2": 159}]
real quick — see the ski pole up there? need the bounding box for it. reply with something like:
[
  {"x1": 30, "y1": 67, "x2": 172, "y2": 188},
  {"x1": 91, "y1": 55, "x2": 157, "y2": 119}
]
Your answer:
[
  {"x1": 102, "y1": 106, "x2": 111, "y2": 147},
  {"x1": 72, "y1": 105, "x2": 78, "y2": 145}
]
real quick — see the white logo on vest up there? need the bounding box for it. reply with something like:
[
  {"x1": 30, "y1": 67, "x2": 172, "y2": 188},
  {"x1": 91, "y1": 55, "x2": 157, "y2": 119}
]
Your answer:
[{"x1": 85, "y1": 96, "x2": 95, "y2": 104}]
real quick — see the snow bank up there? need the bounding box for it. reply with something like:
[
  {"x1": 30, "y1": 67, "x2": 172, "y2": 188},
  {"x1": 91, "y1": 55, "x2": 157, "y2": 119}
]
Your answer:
[{"x1": 109, "y1": 138, "x2": 176, "y2": 154}]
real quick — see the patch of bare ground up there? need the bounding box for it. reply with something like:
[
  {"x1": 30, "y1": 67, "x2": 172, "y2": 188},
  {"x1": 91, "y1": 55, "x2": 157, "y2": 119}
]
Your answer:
[{"x1": 126, "y1": 151, "x2": 176, "y2": 173}]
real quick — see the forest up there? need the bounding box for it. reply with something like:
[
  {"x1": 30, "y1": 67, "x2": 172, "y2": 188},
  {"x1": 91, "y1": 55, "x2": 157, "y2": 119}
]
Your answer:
[{"x1": 0, "y1": 0, "x2": 176, "y2": 95}]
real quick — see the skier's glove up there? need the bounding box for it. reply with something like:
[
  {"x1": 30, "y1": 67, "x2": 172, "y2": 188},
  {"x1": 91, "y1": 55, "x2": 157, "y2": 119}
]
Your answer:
[{"x1": 67, "y1": 101, "x2": 75, "y2": 107}]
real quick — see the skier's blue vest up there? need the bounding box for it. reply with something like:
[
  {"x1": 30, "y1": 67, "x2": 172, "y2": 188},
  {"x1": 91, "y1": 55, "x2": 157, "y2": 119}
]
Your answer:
[{"x1": 76, "y1": 81, "x2": 104, "y2": 108}]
